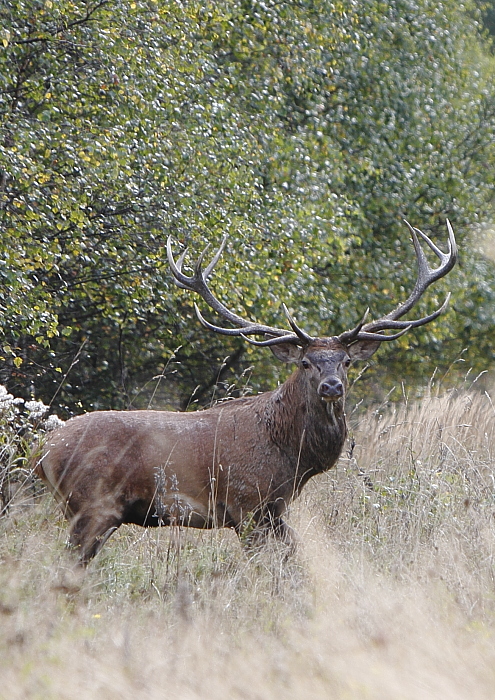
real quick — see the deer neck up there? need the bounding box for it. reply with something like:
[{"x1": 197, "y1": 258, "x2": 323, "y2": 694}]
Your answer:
[{"x1": 265, "y1": 370, "x2": 347, "y2": 475}]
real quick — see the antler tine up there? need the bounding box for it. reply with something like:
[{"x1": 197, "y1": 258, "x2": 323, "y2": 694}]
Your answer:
[
  {"x1": 413, "y1": 218, "x2": 457, "y2": 268},
  {"x1": 282, "y1": 304, "x2": 313, "y2": 344},
  {"x1": 203, "y1": 234, "x2": 228, "y2": 280},
  {"x1": 338, "y1": 308, "x2": 370, "y2": 345},
  {"x1": 348, "y1": 326, "x2": 413, "y2": 343},
  {"x1": 193, "y1": 241, "x2": 212, "y2": 277},
  {"x1": 344, "y1": 292, "x2": 452, "y2": 340},
  {"x1": 168, "y1": 236, "x2": 306, "y2": 345},
  {"x1": 193, "y1": 303, "x2": 243, "y2": 336},
  {"x1": 173, "y1": 249, "x2": 190, "y2": 290},
  {"x1": 166, "y1": 237, "x2": 190, "y2": 290},
  {"x1": 340, "y1": 221, "x2": 457, "y2": 344},
  {"x1": 240, "y1": 333, "x2": 304, "y2": 347},
  {"x1": 193, "y1": 235, "x2": 229, "y2": 281},
  {"x1": 194, "y1": 303, "x2": 298, "y2": 340}
]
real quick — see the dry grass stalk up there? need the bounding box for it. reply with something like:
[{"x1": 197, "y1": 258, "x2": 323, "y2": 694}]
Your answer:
[{"x1": 1, "y1": 389, "x2": 495, "y2": 698}]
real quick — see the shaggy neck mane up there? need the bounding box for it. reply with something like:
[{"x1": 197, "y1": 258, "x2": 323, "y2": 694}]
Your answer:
[{"x1": 264, "y1": 367, "x2": 347, "y2": 479}]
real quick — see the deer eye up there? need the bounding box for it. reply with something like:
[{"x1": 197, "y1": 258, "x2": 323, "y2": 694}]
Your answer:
[
  {"x1": 344, "y1": 358, "x2": 351, "y2": 368},
  {"x1": 301, "y1": 359, "x2": 310, "y2": 369}
]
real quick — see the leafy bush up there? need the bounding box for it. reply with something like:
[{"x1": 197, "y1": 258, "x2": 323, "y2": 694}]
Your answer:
[{"x1": 1, "y1": 0, "x2": 495, "y2": 412}]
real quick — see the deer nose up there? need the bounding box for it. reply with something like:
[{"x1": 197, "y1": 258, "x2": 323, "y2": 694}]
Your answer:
[{"x1": 318, "y1": 378, "x2": 344, "y2": 401}]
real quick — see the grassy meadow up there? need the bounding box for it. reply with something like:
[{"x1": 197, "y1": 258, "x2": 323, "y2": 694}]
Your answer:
[{"x1": 2, "y1": 385, "x2": 495, "y2": 699}]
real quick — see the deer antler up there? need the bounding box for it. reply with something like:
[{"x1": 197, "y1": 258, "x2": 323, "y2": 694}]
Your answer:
[
  {"x1": 167, "y1": 236, "x2": 312, "y2": 347},
  {"x1": 339, "y1": 220, "x2": 457, "y2": 346},
  {"x1": 168, "y1": 220, "x2": 456, "y2": 351}
]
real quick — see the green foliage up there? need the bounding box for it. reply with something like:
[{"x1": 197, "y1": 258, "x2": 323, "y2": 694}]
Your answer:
[{"x1": 1, "y1": 0, "x2": 495, "y2": 412}]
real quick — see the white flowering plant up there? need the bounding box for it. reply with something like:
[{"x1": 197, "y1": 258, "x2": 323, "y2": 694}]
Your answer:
[{"x1": 0, "y1": 385, "x2": 64, "y2": 516}]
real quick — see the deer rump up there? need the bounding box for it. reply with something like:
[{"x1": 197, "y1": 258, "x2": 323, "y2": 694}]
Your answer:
[{"x1": 36, "y1": 221, "x2": 457, "y2": 563}]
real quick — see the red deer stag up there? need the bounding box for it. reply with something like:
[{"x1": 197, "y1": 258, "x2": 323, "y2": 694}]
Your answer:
[{"x1": 36, "y1": 221, "x2": 457, "y2": 562}]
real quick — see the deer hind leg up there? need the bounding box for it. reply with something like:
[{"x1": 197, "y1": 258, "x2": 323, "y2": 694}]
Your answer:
[{"x1": 69, "y1": 509, "x2": 123, "y2": 564}]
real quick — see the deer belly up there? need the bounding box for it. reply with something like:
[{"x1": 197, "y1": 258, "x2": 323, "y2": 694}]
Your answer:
[
  {"x1": 123, "y1": 492, "x2": 214, "y2": 528},
  {"x1": 155, "y1": 492, "x2": 212, "y2": 527}
]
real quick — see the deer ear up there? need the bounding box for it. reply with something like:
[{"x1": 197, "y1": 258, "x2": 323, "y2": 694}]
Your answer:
[
  {"x1": 269, "y1": 342, "x2": 304, "y2": 364},
  {"x1": 347, "y1": 339, "x2": 381, "y2": 361}
]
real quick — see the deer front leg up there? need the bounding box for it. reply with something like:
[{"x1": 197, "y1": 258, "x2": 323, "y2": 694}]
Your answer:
[{"x1": 238, "y1": 503, "x2": 298, "y2": 557}]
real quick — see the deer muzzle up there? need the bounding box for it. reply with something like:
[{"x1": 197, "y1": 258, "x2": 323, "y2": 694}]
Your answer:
[{"x1": 318, "y1": 377, "x2": 344, "y2": 401}]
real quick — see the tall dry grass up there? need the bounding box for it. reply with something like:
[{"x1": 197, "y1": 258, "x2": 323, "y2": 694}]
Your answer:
[{"x1": 2, "y1": 388, "x2": 495, "y2": 699}]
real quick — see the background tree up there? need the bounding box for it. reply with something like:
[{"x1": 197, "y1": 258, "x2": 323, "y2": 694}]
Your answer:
[{"x1": 1, "y1": 0, "x2": 494, "y2": 415}]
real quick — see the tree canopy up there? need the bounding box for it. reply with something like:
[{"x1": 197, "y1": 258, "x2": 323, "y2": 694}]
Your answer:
[{"x1": 1, "y1": 0, "x2": 495, "y2": 414}]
